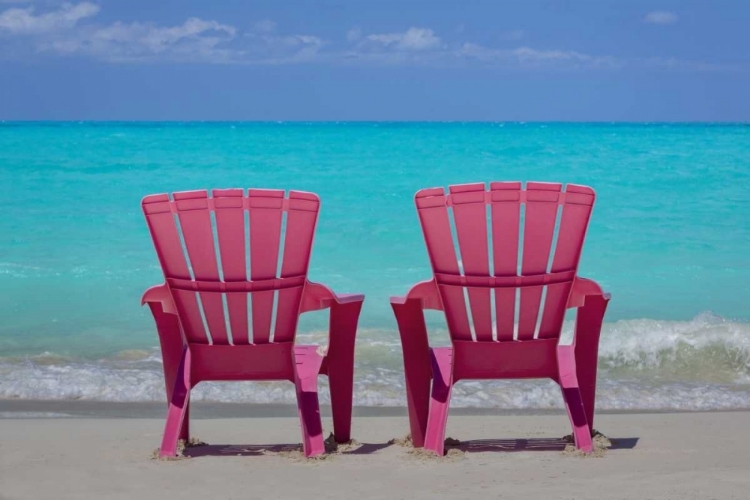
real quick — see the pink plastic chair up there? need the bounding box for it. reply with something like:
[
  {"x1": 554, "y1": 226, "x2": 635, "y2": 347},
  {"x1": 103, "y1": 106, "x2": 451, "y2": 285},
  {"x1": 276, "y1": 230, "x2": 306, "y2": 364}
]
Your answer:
[
  {"x1": 141, "y1": 189, "x2": 364, "y2": 458},
  {"x1": 391, "y1": 182, "x2": 610, "y2": 455}
]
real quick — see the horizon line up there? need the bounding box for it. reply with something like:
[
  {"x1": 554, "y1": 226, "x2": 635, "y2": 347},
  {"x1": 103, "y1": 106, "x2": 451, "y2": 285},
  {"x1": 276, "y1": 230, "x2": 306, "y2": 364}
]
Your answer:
[{"x1": 2, "y1": 119, "x2": 749, "y2": 125}]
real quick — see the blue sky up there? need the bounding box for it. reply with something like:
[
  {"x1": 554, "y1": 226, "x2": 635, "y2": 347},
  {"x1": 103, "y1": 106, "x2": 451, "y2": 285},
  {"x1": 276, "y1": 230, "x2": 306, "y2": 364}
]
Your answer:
[{"x1": 0, "y1": 0, "x2": 748, "y2": 121}]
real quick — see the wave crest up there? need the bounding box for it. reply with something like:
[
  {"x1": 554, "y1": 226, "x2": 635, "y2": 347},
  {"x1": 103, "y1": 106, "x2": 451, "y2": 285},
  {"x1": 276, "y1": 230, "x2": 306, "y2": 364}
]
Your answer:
[{"x1": 0, "y1": 314, "x2": 748, "y2": 410}]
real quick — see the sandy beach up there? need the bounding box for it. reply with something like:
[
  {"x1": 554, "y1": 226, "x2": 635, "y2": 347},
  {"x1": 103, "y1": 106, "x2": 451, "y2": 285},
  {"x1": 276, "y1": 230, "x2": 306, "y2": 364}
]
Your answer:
[{"x1": 1, "y1": 403, "x2": 747, "y2": 499}]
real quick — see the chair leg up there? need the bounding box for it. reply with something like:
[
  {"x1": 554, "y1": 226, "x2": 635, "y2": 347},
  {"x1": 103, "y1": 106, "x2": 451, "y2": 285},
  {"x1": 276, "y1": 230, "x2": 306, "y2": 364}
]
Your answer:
[
  {"x1": 179, "y1": 403, "x2": 190, "y2": 441},
  {"x1": 149, "y1": 302, "x2": 190, "y2": 443},
  {"x1": 326, "y1": 300, "x2": 362, "y2": 443},
  {"x1": 574, "y1": 294, "x2": 608, "y2": 432},
  {"x1": 423, "y1": 348, "x2": 454, "y2": 456},
  {"x1": 391, "y1": 299, "x2": 432, "y2": 448},
  {"x1": 557, "y1": 347, "x2": 593, "y2": 453},
  {"x1": 294, "y1": 347, "x2": 326, "y2": 457},
  {"x1": 159, "y1": 347, "x2": 191, "y2": 458}
]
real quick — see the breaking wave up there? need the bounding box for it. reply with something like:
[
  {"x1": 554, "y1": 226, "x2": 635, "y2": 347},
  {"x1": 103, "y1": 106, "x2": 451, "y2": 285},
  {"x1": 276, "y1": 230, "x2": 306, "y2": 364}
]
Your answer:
[{"x1": 1, "y1": 313, "x2": 749, "y2": 410}]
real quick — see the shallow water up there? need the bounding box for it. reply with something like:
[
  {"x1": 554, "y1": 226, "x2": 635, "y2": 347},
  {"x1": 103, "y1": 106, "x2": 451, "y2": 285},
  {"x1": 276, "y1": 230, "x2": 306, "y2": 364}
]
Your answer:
[{"x1": 1, "y1": 122, "x2": 749, "y2": 409}]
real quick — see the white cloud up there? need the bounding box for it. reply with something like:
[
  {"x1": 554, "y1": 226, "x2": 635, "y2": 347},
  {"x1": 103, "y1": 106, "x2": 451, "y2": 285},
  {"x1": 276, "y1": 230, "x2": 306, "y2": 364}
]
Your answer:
[
  {"x1": 457, "y1": 44, "x2": 731, "y2": 72},
  {"x1": 253, "y1": 19, "x2": 276, "y2": 33},
  {"x1": 366, "y1": 27, "x2": 441, "y2": 51},
  {"x1": 501, "y1": 29, "x2": 524, "y2": 41},
  {"x1": 49, "y1": 17, "x2": 323, "y2": 64},
  {"x1": 243, "y1": 29, "x2": 325, "y2": 64},
  {"x1": 458, "y1": 42, "x2": 620, "y2": 68},
  {"x1": 0, "y1": 4, "x2": 734, "y2": 72},
  {"x1": 511, "y1": 46, "x2": 592, "y2": 62},
  {"x1": 643, "y1": 56, "x2": 739, "y2": 72},
  {"x1": 346, "y1": 27, "x2": 361, "y2": 42},
  {"x1": 138, "y1": 18, "x2": 235, "y2": 52},
  {"x1": 41, "y1": 17, "x2": 237, "y2": 62},
  {"x1": 0, "y1": 1, "x2": 99, "y2": 34},
  {"x1": 644, "y1": 11, "x2": 678, "y2": 25}
]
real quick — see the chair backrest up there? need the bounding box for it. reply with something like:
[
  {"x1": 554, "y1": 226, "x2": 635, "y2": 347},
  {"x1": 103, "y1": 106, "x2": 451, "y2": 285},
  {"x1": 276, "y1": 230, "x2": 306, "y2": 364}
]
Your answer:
[
  {"x1": 142, "y1": 189, "x2": 320, "y2": 345},
  {"x1": 415, "y1": 182, "x2": 595, "y2": 342}
]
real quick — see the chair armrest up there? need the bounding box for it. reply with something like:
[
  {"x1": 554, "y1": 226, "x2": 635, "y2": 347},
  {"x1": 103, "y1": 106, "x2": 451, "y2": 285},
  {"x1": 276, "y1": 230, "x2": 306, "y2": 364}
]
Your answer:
[
  {"x1": 300, "y1": 281, "x2": 365, "y2": 314},
  {"x1": 141, "y1": 283, "x2": 178, "y2": 315},
  {"x1": 566, "y1": 277, "x2": 611, "y2": 309},
  {"x1": 389, "y1": 279, "x2": 443, "y2": 311}
]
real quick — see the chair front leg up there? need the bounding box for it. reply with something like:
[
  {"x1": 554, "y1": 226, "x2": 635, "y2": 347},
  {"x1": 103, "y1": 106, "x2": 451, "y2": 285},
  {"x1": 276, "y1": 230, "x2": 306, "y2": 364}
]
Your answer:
[
  {"x1": 326, "y1": 299, "x2": 364, "y2": 443},
  {"x1": 294, "y1": 347, "x2": 326, "y2": 457},
  {"x1": 391, "y1": 299, "x2": 432, "y2": 448},
  {"x1": 159, "y1": 347, "x2": 192, "y2": 457},
  {"x1": 573, "y1": 293, "x2": 609, "y2": 432},
  {"x1": 147, "y1": 301, "x2": 190, "y2": 441}
]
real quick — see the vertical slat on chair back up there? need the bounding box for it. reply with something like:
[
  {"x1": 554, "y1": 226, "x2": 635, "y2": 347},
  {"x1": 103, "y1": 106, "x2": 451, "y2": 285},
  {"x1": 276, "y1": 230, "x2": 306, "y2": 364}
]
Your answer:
[
  {"x1": 415, "y1": 182, "x2": 595, "y2": 343},
  {"x1": 213, "y1": 189, "x2": 250, "y2": 344},
  {"x1": 490, "y1": 182, "x2": 521, "y2": 341},
  {"x1": 142, "y1": 189, "x2": 320, "y2": 346}
]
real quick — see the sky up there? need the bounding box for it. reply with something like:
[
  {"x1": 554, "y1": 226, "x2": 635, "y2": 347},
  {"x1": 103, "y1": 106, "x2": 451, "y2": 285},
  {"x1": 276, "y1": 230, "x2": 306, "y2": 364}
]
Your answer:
[{"x1": 0, "y1": 0, "x2": 748, "y2": 121}]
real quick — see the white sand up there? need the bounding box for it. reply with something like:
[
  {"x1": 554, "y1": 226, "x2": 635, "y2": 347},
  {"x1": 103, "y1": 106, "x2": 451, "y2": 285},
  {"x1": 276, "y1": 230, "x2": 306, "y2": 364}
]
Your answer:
[{"x1": 1, "y1": 411, "x2": 748, "y2": 499}]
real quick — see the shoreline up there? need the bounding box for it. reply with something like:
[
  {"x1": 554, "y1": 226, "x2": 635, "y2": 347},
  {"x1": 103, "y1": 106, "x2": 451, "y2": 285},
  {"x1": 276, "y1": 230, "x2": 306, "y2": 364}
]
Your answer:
[
  {"x1": 1, "y1": 399, "x2": 748, "y2": 419},
  {"x1": 2, "y1": 411, "x2": 748, "y2": 499}
]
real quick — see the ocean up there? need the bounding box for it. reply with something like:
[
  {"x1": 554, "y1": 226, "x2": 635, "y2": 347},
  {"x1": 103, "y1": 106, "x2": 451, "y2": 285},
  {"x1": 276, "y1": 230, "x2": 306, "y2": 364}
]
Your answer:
[{"x1": 1, "y1": 121, "x2": 749, "y2": 411}]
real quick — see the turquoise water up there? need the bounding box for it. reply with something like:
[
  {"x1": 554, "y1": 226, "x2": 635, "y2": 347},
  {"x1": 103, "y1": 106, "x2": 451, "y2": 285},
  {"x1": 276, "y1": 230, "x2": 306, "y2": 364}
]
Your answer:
[{"x1": 1, "y1": 122, "x2": 749, "y2": 409}]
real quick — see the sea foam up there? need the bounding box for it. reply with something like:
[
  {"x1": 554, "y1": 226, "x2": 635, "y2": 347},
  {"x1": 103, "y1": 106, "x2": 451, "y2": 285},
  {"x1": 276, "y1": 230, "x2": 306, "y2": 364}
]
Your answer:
[{"x1": 1, "y1": 315, "x2": 748, "y2": 411}]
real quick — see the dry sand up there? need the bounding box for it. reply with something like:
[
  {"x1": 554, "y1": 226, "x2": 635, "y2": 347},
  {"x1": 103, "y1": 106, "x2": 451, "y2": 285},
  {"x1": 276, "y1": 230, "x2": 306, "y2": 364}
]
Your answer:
[{"x1": 0, "y1": 406, "x2": 748, "y2": 499}]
